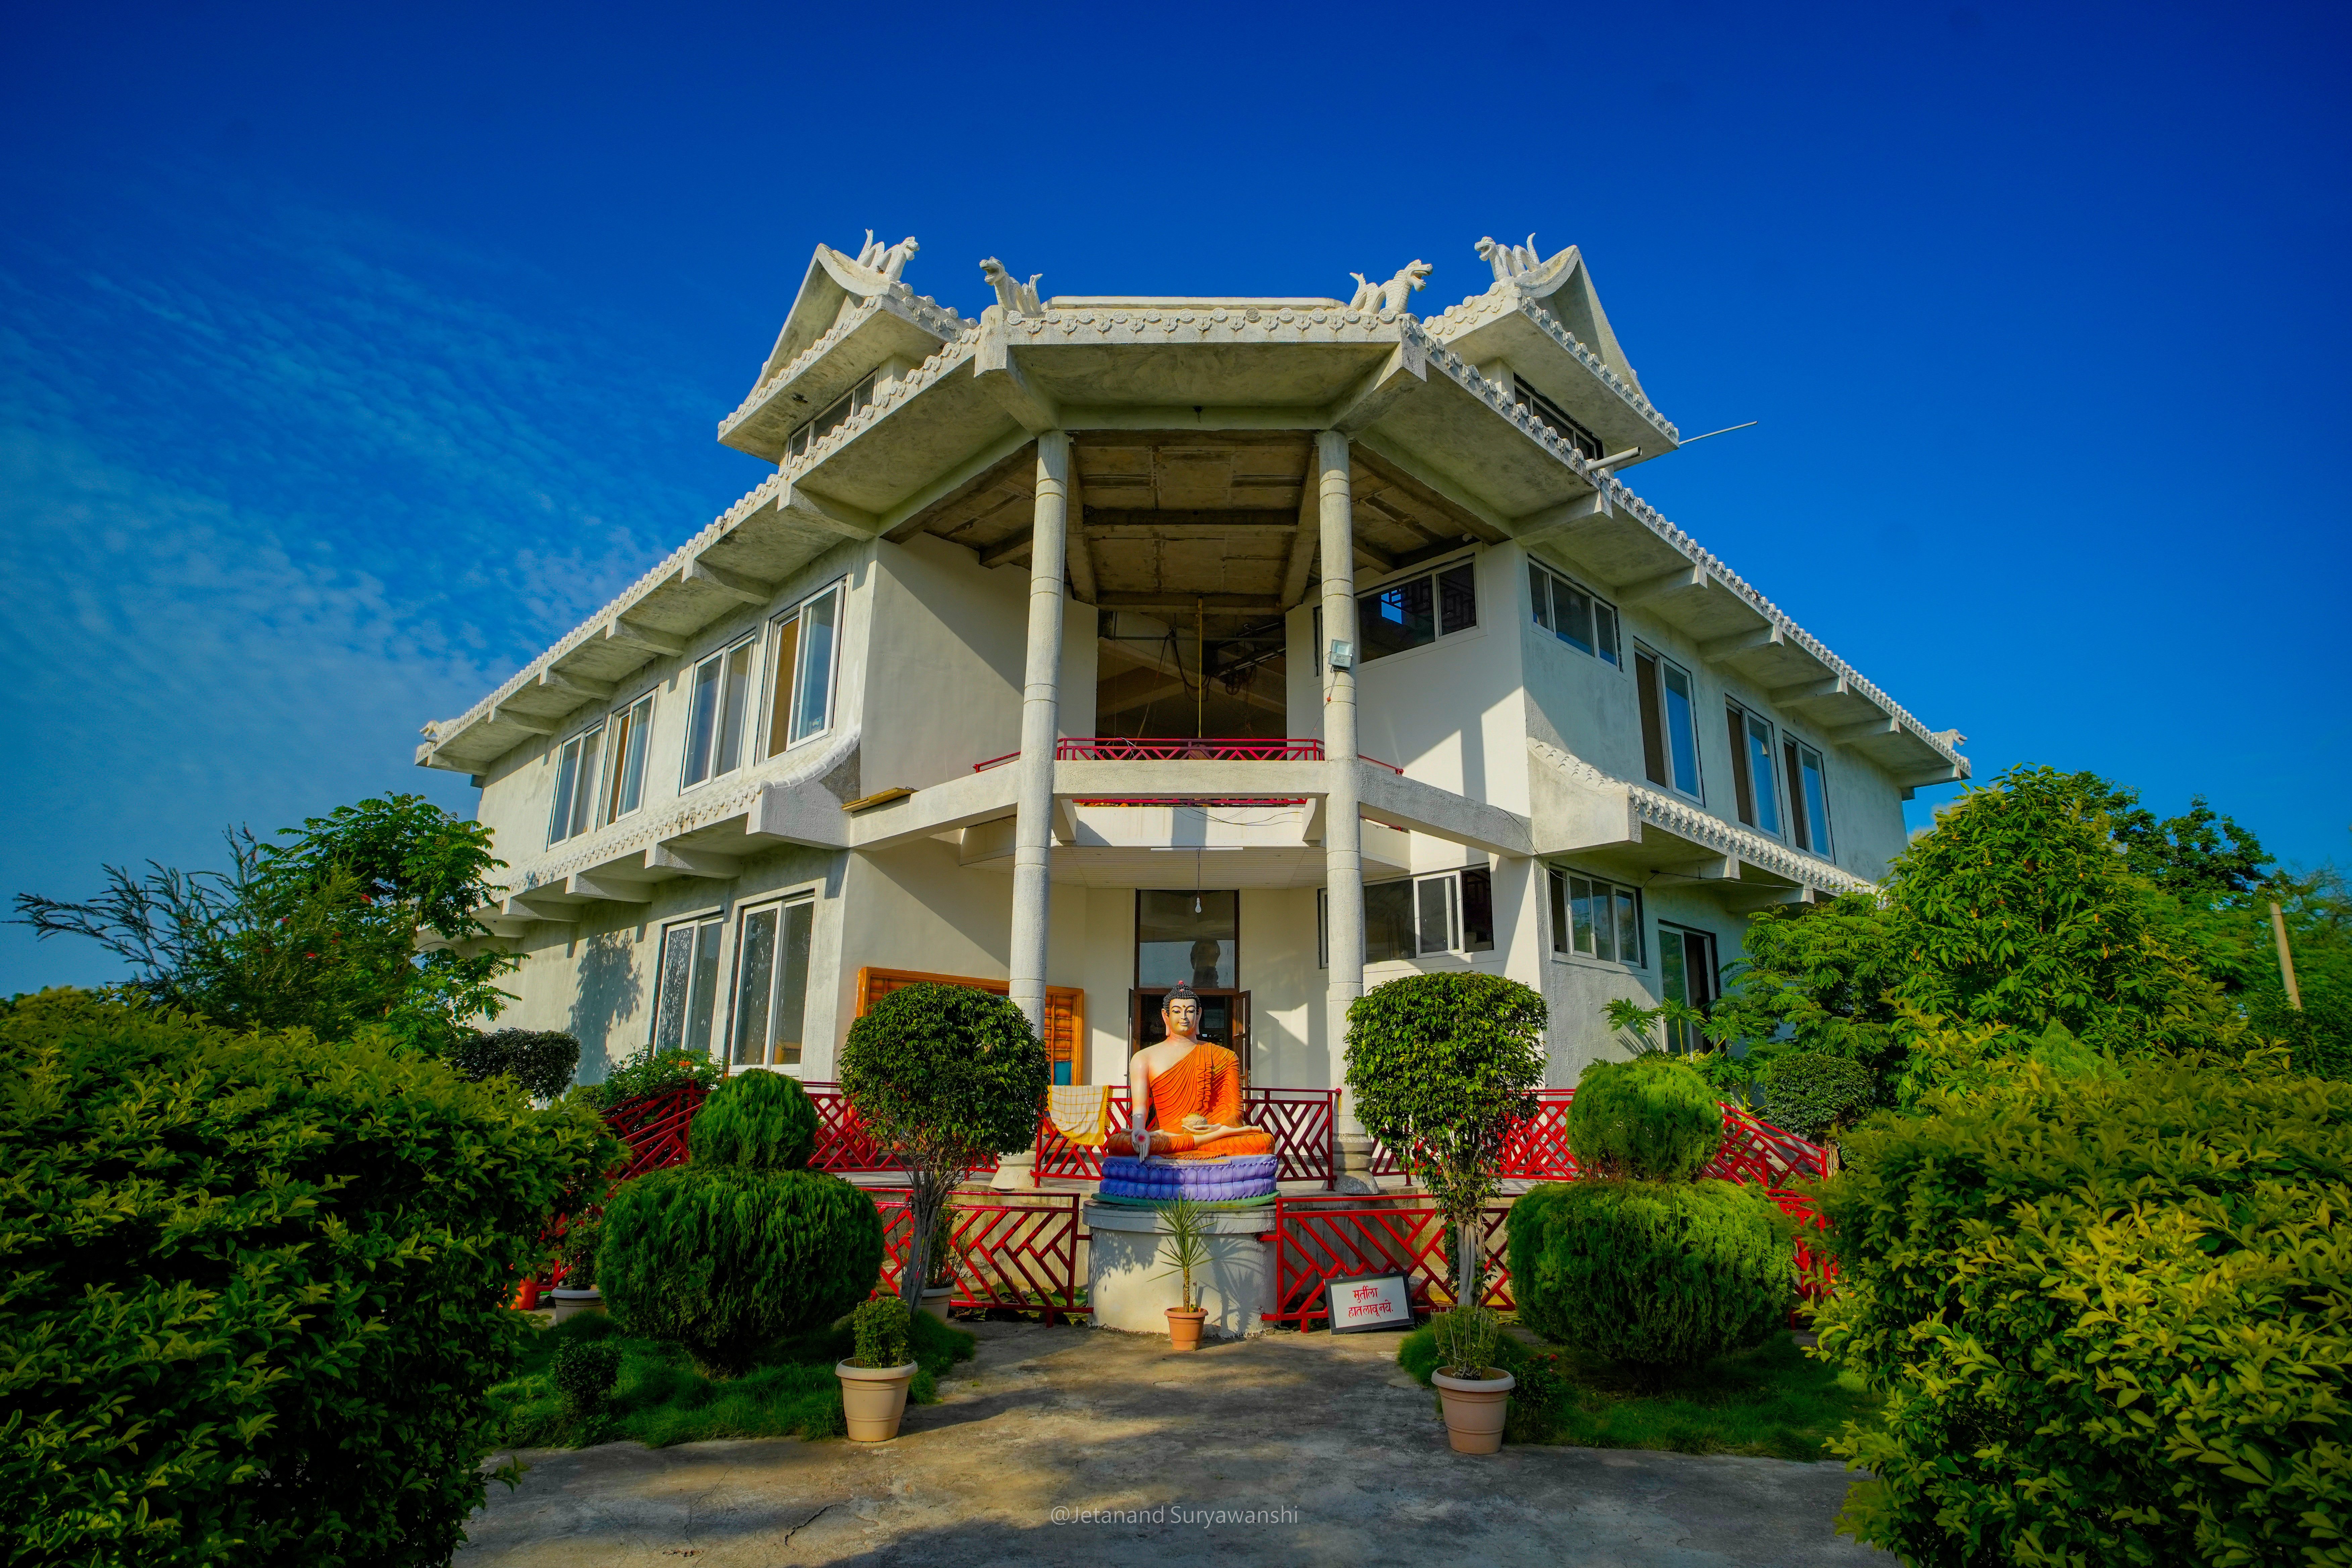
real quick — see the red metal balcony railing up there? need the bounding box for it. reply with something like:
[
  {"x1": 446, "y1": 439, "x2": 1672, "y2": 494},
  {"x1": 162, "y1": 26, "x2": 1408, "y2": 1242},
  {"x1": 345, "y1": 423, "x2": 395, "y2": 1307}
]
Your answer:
[{"x1": 972, "y1": 738, "x2": 1405, "y2": 773}]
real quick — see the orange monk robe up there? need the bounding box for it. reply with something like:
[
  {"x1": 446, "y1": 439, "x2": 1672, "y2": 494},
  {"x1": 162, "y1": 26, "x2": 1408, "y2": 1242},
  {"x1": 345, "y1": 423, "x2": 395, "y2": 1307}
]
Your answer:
[{"x1": 1106, "y1": 1042, "x2": 1276, "y2": 1161}]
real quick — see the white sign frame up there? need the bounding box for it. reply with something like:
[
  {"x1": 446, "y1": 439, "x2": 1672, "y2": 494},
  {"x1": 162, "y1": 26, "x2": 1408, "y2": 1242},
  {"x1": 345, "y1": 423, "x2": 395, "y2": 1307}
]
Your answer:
[{"x1": 1325, "y1": 1271, "x2": 1414, "y2": 1333}]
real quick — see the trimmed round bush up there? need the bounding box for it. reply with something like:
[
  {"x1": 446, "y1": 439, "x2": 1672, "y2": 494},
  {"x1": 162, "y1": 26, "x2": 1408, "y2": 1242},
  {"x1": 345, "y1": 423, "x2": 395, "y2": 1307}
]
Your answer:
[
  {"x1": 550, "y1": 1339, "x2": 623, "y2": 1417},
  {"x1": 687, "y1": 1067, "x2": 819, "y2": 1170},
  {"x1": 450, "y1": 1027, "x2": 581, "y2": 1100},
  {"x1": 1567, "y1": 1054, "x2": 1723, "y2": 1179},
  {"x1": 1815, "y1": 1052, "x2": 2352, "y2": 1566},
  {"x1": 1759, "y1": 1049, "x2": 1875, "y2": 1141},
  {"x1": 599, "y1": 1164, "x2": 883, "y2": 1377},
  {"x1": 0, "y1": 989, "x2": 616, "y2": 1567},
  {"x1": 1509, "y1": 1179, "x2": 1793, "y2": 1368}
]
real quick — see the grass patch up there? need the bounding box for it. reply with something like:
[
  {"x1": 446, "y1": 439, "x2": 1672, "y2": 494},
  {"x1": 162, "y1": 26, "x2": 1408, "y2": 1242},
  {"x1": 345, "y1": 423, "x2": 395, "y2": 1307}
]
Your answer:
[
  {"x1": 485, "y1": 1308, "x2": 976, "y2": 1450},
  {"x1": 1399, "y1": 1325, "x2": 1878, "y2": 1460}
]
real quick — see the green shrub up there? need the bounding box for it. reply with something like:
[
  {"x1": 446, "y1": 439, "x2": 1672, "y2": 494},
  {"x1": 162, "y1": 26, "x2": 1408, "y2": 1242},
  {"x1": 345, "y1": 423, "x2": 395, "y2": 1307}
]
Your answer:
[
  {"x1": 1510, "y1": 1179, "x2": 1793, "y2": 1371},
  {"x1": 572, "y1": 1044, "x2": 725, "y2": 1111},
  {"x1": 0, "y1": 989, "x2": 616, "y2": 1567},
  {"x1": 1814, "y1": 1050, "x2": 2352, "y2": 1567},
  {"x1": 687, "y1": 1067, "x2": 819, "y2": 1170},
  {"x1": 550, "y1": 1339, "x2": 623, "y2": 1418},
  {"x1": 851, "y1": 1295, "x2": 912, "y2": 1369},
  {"x1": 599, "y1": 1165, "x2": 882, "y2": 1378},
  {"x1": 840, "y1": 983, "x2": 1049, "y2": 1310},
  {"x1": 1345, "y1": 972, "x2": 1548, "y2": 1300},
  {"x1": 1758, "y1": 1050, "x2": 1874, "y2": 1141},
  {"x1": 451, "y1": 1027, "x2": 581, "y2": 1100},
  {"x1": 558, "y1": 1213, "x2": 603, "y2": 1289},
  {"x1": 1567, "y1": 1054, "x2": 1723, "y2": 1179}
]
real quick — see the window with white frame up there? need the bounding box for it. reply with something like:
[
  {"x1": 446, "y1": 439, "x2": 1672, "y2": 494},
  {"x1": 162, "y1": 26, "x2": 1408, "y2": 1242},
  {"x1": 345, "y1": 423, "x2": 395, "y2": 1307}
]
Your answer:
[
  {"x1": 1784, "y1": 736, "x2": 1833, "y2": 858},
  {"x1": 599, "y1": 692, "x2": 654, "y2": 826},
  {"x1": 682, "y1": 635, "x2": 758, "y2": 789},
  {"x1": 764, "y1": 582, "x2": 843, "y2": 758},
  {"x1": 1319, "y1": 867, "x2": 1494, "y2": 965},
  {"x1": 1725, "y1": 701, "x2": 1783, "y2": 837},
  {"x1": 547, "y1": 723, "x2": 604, "y2": 846},
  {"x1": 651, "y1": 913, "x2": 724, "y2": 1055},
  {"x1": 1527, "y1": 562, "x2": 1620, "y2": 667},
  {"x1": 1549, "y1": 868, "x2": 1644, "y2": 966},
  {"x1": 1658, "y1": 923, "x2": 1720, "y2": 1053},
  {"x1": 1357, "y1": 559, "x2": 1477, "y2": 664},
  {"x1": 785, "y1": 373, "x2": 876, "y2": 461},
  {"x1": 1633, "y1": 643, "x2": 1703, "y2": 800},
  {"x1": 729, "y1": 895, "x2": 814, "y2": 1067},
  {"x1": 1511, "y1": 377, "x2": 1605, "y2": 462}
]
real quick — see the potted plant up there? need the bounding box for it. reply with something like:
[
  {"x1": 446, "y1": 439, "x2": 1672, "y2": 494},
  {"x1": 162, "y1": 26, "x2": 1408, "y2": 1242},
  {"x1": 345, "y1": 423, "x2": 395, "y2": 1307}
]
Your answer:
[
  {"x1": 1345, "y1": 973, "x2": 1548, "y2": 1313},
  {"x1": 1427, "y1": 1306, "x2": 1515, "y2": 1453},
  {"x1": 836, "y1": 1295, "x2": 920, "y2": 1441},
  {"x1": 919, "y1": 1209, "x2": 958, "y2": 1323},
  {"x1": 548, "y1": 1214, "x2": 604, "y2": 1322},
  {"x1": 839, "y1": 983, "x2": 1050, "y2": 1315},
  {"x1": 1158, "y1": 1197, "x2": 1211, "y2": 1351}
]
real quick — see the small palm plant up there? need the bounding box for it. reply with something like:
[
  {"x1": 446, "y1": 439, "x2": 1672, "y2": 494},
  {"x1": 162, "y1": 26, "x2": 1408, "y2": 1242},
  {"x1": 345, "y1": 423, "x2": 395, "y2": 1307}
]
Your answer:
[{"x1": 1157, "y1": 1198, "x2": 1211, "y2": 1310}]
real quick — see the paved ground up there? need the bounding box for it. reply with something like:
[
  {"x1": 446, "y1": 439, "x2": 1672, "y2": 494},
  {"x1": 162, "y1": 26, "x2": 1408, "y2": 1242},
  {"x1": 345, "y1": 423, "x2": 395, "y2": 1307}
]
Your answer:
[{"x1": 458, "y1": 1319, "x2": 1883, "y2": 1567}]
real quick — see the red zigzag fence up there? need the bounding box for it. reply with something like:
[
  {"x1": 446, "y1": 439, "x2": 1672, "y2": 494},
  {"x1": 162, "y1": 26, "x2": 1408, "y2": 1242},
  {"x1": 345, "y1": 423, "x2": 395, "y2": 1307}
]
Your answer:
[{"x1": 559, "y1": 1078, "x2": 1836, "y2": 1322}]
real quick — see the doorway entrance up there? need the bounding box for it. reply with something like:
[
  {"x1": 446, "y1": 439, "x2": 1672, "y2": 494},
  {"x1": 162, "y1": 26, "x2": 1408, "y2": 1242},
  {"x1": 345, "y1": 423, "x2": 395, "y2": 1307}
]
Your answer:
[{"x1": 1131, "y1": 889, "x2": 1251, "y2": 1078}]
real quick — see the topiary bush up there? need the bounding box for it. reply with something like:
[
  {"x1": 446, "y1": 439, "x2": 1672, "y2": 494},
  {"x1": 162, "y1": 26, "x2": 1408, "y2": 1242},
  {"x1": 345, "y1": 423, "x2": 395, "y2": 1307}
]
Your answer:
[
  {"x1": 1758, "y1": 1049, "x2": 1874, "y2": 1142},
  {"x1": 1813, "y1": 1049, "x2": 2352, "y2": 1567},
  {"x1": 600, "y1": 1068, "x2": 882, "y2": 1377},
  {"x1": 1345, "y1": 972, "x2": 1547, "y2": 1303},
  {"x1": 0, "y1": 988, "x2": 617, "y2": 1567},
  {"x1": 687, "y1": 1067, "x2": 818, "y2": 1170},
  {"x1": 451, "y1": 1027, "x2": 581, "y2": 1100},
  {"x1": 840, "y1": 983, "x2": 1049, "y2": 1311},
  {"x1": 1510, "y1": 1179, "x2": 1793, "y2": 1372},
  {"x1": 550, "y1": 1338, "x2": 623, "y2": 1419},
  {"x1": 1567, "y1": 1054, "x2": 1723, "y2": 1179}
]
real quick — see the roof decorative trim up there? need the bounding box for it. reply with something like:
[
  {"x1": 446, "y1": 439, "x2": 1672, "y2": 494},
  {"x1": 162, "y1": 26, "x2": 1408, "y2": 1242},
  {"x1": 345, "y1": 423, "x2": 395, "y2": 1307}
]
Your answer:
[
  {"x1": 1530, "y1": 740, "x2": 1878, "y2": 897},
  {"x1": 1427, "y1": 284, "x2": 1679, "y2": 442}
]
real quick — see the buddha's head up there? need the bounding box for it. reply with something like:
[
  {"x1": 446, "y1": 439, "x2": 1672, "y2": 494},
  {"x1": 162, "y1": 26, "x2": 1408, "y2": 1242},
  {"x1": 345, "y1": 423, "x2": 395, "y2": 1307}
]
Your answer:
[{"x1": 1162, "y1": 983, "x2": 1202, "y2": 1041}]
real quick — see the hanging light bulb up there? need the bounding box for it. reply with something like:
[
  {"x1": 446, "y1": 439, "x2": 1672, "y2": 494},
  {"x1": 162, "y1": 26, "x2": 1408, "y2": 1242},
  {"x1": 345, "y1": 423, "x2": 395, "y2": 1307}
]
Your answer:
[{"x1": 1194, "y1": 893, "x2": 1202, "y2": 915}]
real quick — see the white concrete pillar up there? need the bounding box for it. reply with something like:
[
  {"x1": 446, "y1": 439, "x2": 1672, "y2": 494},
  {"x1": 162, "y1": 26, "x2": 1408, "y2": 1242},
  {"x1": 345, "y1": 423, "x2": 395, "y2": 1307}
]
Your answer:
[
  {"x1": 1316, "y1": 430, "x2": 1364, "y2": 1114},
  {"x1": 1009, "y1": 432, "x2": 1071, "y2": 1031}
]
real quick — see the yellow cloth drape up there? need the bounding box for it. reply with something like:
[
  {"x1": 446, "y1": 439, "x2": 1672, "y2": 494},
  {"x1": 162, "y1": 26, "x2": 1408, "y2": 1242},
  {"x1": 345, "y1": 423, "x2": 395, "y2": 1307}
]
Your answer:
[{"x1": 1048, "y1": 1084, "x2": 1114, "y2": 1148}]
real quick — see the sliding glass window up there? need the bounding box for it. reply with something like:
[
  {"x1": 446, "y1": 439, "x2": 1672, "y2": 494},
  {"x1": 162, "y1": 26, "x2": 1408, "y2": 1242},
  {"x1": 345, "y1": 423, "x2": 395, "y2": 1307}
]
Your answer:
[
  {"x1": 729, "y1": 896, "x2": 814, "y2": 1067},
  {"x1": 1726, "y1": 703, "x2": 1783, "y2": 836},
  {"x1": 683, "y1": 636, "x2": 758, "y2": 789},
  {"x1": 765, "y1": 583, "x2": 843, "y2": 759},
  {"x1": 652, "y1": 914, "x2": 724, "y2": 1055},
  {"x1": 1633, "y1": 645, "x2": 1703, "y2": 800},
  {"x1": 1784, "y1": 737, "x2": 1833, "y2": 858},
  {"x1": 547, "y1": 724, "x2": 604, "y2": 845}
]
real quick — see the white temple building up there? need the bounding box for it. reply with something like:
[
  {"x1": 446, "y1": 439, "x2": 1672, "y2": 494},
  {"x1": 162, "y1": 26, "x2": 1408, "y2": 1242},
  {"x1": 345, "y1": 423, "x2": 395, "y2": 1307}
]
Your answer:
[{"x1": 416, "y1": 231, "x2": 1968, "y2": 1115}]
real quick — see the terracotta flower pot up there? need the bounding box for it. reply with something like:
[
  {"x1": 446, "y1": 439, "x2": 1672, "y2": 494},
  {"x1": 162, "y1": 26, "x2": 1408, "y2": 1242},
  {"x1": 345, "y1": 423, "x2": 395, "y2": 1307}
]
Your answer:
[
  {"x1": 1431, "y1": 1368, "x2": 1516, "y2": 1454},
  {"x1": 1166, "y1": 1306, "x2": 1208, "y2": 1352},
  {"x1": 919, "y1": 1284, "x2": 955, "y2": 1324},
  {"x1": 836, "y1": 1361, "x2": 918, "y2": 1442},
  {"x1": 548, "y1": 1286, "x2": 603, "y2": 1324}
]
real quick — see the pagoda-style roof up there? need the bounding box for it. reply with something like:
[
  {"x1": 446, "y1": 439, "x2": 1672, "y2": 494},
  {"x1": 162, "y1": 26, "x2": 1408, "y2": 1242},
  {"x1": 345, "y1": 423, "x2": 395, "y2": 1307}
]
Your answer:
[{"x1": 417, "y1": 233, "x2": 1966, "y2": 795}]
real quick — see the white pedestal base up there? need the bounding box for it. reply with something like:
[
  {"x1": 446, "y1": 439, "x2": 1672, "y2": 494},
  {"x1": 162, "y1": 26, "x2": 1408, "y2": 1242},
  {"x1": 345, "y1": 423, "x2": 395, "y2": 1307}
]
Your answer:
[{"x1": 1083, "y1": 1202, "x2": 1275, "y2": 1340}]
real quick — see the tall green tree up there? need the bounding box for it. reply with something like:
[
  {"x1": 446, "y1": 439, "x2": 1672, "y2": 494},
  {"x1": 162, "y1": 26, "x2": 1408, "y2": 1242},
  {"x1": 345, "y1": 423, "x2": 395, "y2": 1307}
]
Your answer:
[
  {"x1": 12, "y1": 794, "x2": 513, "y2": 1051},
  {"x1": 1710, "y1": 766, "x2": 2242, "y2": 1096}
]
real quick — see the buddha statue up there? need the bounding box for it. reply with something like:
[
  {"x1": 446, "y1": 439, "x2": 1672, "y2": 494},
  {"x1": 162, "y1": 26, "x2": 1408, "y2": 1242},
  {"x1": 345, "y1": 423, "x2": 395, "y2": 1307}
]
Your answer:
[{"x1": 1098, "y1": 984, "x2": 1280, "y2": 1206}]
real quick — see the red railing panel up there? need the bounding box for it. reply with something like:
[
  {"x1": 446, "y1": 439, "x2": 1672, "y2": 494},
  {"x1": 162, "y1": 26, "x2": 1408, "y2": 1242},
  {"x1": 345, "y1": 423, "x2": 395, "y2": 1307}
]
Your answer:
[
  {"x1": 1033, "y1": 1087, "x2": 1335, "y2": 1187},
  {"x1": 1368, "y1": 1090, "x2": 1825, "y2": 1187},
  {"x1": 1271, "y1": 1193, "x2": 1514, "y2": 1327},
  {"x1": 1059, "y1": 737, "x2": 1324, "y2": 762},
  {"x1": 870, "y1": 1188, "x2": 1087, "y2": 1324}
]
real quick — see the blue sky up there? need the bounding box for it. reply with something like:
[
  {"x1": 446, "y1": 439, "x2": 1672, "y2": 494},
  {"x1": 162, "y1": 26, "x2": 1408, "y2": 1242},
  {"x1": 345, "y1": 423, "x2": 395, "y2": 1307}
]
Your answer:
[{"x1": 4, "y1": 1, "x2": 2346, "y2": 994}]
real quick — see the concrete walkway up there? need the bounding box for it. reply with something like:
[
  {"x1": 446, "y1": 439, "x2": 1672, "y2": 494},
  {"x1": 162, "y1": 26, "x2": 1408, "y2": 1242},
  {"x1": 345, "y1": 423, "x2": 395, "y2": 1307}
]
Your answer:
[{"x1": 458, "y1": 1320, "x2": 1883, "y2": 1567}]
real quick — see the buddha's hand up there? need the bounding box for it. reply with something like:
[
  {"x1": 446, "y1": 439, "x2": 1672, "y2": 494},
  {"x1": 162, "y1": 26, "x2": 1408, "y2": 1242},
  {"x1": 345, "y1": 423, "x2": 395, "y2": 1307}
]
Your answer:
[{"x1": 1180, "y1": 1114, "x2": 1213, "y2": 1133}]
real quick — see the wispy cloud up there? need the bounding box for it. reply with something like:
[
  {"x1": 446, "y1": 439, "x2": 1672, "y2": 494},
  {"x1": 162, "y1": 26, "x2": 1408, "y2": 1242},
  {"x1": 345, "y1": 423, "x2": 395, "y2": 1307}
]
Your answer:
[{"x1": 0, "y1": 165, "x2": 751, "y2": 991}]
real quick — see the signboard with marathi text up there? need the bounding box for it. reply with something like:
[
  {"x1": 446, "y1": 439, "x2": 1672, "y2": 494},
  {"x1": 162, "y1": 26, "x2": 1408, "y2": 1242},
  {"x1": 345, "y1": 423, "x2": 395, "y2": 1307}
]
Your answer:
[{"x1": 1325, "y1": 1272, "x2": 1413, "y2": 1333}]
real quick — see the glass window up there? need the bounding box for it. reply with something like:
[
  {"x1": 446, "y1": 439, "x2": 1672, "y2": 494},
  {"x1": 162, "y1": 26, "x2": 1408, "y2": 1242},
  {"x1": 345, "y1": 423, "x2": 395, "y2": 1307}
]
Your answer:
[
  {"x1": 786, "y1": 373, "x2": 876, "y2": 460},
  {"x1": 1550, "y1": 867, "x2": 1645, "y2": 966},
  {"x1": 547, "y1": 724, "x2": 603, "y2": 845},
  {"x1": 1528, "y1": 564, "x2": 1552, "y2": 632},
  {"x1": 1727, "y1": 704, "x2": 1782, "y2": 837},
  {"x1": 1136, "y1": 890, "x2": 1237, "y2": 989},
  {"x1": 1461, "y1": 866, "x2": 1494, "y2": 951},
  {"x1": 682, "y1": 638, "x2": 758, "y2": 789},
  {"x1": 1529, "y1": 561, "x2": 1619, "y2": 668},
  {"x1": 1364, "y1": 880, "x2": 1416, "y2": 963},
  {"x1": 729, "y1": 897, "x2": 814, "y2": 1067},
  {"x1": 1634, "y1": 644, "x2": 1704, "y2": 799},
  {"x1": 1511, "y1": 377, "x2": 1605, "y2": 461},
  {"x1": 601, "y1": 694, "x2": 653, "y2": 824},
  {"x1": 1786, "y1": 738, "x2": 1832, "y2": 858},
  {"x1": 1325, "y1": 869, "x2": 1493, "y2": 965},
  {"x1": 1593, "y1": 601, "x2": 1620, "y2": 668},
  {"x1": 652, "y1": 915, "x2": 724, "y2": 1055},
  {"x1": 1658, "y1": 924, "x2": 1719, "y2": 1053},
  {"x1": 1416, "y1": 875, "x2": 1457, "y2": 956},
  {"x1": 764, "y1": 583, "x2": 843, "y2": 758},
  {"x1": 1359, "y1": 560, "x2": 1478, "y2": 664}
]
